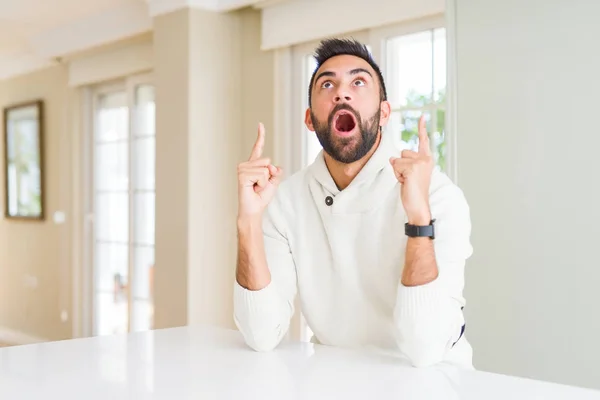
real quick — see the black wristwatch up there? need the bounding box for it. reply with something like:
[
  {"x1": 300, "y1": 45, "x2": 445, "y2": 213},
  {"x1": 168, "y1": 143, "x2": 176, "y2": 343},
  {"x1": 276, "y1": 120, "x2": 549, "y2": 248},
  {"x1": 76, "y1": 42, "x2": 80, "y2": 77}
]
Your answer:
[{"x1": 405, "y1": 219, "x2": 436, "y2": 239}]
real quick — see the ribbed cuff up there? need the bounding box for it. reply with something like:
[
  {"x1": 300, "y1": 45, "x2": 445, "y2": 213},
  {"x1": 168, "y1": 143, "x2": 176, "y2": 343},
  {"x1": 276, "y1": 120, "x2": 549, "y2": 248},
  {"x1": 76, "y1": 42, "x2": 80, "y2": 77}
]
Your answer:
[
  {"x1": 395, "y1": 279, "x2": 446, "y2": 319},
  {"x1": 233, "y1": 280, "x2": 279, "y2": 326}
]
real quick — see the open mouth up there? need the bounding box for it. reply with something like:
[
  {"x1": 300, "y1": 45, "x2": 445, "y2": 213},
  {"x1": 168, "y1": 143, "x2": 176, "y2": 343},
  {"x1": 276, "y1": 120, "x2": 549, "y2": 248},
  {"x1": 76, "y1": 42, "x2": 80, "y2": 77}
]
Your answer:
[{"x1": 334, "y1": 111, "x2": 357, "y2": 134}]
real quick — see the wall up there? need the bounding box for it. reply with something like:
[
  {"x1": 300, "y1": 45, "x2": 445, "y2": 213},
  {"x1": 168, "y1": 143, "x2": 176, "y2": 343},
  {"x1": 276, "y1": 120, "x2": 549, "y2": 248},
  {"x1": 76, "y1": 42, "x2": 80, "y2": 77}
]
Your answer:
[
  {"x1": 0, "y1": 66, "x2": 74, "y2": 342},
  {"x1": 0, "y1": 34, "x2": 153, "y2": 343},
  {"x1": 187, "y1": 7, "x2": 241, "y2": 329},
  {"x1": 153, "y1": 7, "x2": 191, "y2": 331},
  {"x1": 456, "y1": 0, "x2": 600, "y2": 390},
  {"x1": 240, "y1": 8, "x2": 275, "y2": 159},
  {"x1": 0, "y1": 5, "x2": 274, "y2": 342},
  {"x1": 153, "y1": 7, "x2": 272, "y2": 330}
]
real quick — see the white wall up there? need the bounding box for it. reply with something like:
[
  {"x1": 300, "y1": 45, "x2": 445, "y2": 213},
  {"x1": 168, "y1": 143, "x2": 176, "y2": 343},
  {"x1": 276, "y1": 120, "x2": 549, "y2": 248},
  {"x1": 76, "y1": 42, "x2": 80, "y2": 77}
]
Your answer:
[{"x1": 455, "y1": 0, "x2": 600, "y2": 390}]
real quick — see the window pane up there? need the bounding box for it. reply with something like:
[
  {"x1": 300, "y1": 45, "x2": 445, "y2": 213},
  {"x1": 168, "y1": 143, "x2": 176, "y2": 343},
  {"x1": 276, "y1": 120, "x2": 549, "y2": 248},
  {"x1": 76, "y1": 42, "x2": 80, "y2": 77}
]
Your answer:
[
  {"x1": 134, "y1": 193, "x2": 155, "y2": 246},
  {"x1": 95, "y1": 193, "x2": 129, "y2": 242},
  {"x1": 398, "y1": 110, "x2": 432, "y2": 152},
  {"x1": 132, "y1": 246, "x2": 154, "y2": 300},
  {"x1": 433, "y1": 107, "x2": 446, "y2": 171},
  {"x1": 134, "y1": 85, "x2": 155, "y2": 137},
  {"x1": 95, "y1": 142, "x2": 128, "y2": 191},
  {"x1": 95, "y1": 292, "x2": 128, "y2": 336},
  {"x1": 304, "y1": 131, "x2": 322, "y2": 166},
  {"x1": 95, "y1": 243, "x2": 128, "y2": 293},
  {"x1": 386, "y1": 112, "x2": 404, "y2": 150},
  {"x1": 306, "y1": 55, "x2": 318, "y2": 92},
  {"x1": 133, "y1": 137, "x2": 155, "y2": 191},
  {"x1": 304, "y1": 56, "x2": 321, "y2": 167},
  {"x1": 387, "y1": 31, "x2": 433, "y2": 108},
  {"x1": 97, "y1": 91, "x2": 128, "y2": 142},
  {"x1": 131, "y1": 300, "x2": 153, "y2": 332},
  {"x1": 433, "y1": 28, "x2": 447, "y2": 103}
]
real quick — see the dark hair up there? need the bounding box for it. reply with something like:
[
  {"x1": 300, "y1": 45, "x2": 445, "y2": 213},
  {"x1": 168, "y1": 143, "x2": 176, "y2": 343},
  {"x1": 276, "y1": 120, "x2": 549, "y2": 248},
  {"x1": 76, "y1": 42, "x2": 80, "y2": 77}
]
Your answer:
[{"x1": 308, "y1": 38, "x2": 387, "y2": 107}]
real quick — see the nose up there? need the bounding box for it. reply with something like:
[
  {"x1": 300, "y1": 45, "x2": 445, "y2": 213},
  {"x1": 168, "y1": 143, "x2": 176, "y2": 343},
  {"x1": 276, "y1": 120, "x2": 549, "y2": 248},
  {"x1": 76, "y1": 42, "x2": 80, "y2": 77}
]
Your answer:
[{"x1": 334, "y1": 88, "x2": 352, "y2": 103}]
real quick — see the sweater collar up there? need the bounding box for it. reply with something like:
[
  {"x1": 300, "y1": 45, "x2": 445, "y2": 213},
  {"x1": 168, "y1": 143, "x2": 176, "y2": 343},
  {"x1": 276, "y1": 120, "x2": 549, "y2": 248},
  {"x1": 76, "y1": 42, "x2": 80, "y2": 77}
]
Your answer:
[{"x1": 309, "y1": 131, "x2": 400, "y2": 195}]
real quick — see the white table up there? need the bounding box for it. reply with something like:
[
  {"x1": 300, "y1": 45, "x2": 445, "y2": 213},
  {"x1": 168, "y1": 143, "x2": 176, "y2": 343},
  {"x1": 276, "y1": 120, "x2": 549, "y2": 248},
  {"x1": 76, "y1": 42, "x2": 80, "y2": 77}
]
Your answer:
[{"x1": 1, "y1": 326, "x2": 599, "y2": 399}]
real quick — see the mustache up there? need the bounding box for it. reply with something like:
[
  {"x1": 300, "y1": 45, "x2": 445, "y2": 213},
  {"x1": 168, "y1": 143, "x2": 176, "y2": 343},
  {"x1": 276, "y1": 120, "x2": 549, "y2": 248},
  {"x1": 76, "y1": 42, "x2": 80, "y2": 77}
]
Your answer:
[{"x1": 327, "y1": 103, "x2": 361, "y2": 126}]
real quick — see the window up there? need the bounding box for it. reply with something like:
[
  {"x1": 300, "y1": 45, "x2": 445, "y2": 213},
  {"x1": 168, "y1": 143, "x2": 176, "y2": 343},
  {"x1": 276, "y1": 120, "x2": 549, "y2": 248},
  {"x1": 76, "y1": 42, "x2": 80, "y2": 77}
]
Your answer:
[
  {"x1": 384, "y1": 28, "x2": 447, "y2": 171},
  {"x1": 293, "y1": 20, "x2": 447, "y2": 173},
  {"x1": 89, "y1": 75, "x2": 155, "y2": 336},
  {"x1": 304, "y1": 55, "x2": 321, "y2": 166},
  {"x1": 289, "y1": 18, "x2": 447, "y2": 341}
]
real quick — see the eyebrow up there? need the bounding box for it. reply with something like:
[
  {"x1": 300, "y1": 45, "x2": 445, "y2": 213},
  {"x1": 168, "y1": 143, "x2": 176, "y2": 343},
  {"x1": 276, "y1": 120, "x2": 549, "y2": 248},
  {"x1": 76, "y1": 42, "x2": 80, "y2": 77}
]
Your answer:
[
  {"x1": 349, "y1": 68, "x2": 373, "y2": 78},
  {"x1": 314, "y1": 68, "x2": 374, "y2": 86}
]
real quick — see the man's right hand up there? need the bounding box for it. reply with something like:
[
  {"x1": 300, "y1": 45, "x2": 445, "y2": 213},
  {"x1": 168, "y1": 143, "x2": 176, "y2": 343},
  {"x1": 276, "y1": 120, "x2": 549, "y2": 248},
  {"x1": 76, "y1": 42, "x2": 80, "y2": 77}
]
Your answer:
[{"x1": 237, "y1": 123, "x2": 283, "y2": 220}]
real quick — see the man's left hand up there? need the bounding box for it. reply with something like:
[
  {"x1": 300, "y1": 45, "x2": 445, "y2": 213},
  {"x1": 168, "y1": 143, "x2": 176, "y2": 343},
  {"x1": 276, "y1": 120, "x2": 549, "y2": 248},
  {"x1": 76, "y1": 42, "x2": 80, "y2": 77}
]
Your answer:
[{"x1": 389, "y1": 115, "x2": 434, "y2": 225}]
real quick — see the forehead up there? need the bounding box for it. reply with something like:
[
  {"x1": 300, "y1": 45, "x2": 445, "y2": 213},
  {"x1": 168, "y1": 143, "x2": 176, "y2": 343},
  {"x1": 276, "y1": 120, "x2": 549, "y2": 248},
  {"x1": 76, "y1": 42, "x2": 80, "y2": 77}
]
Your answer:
[{"x1": 314, "y1": 54, "x2": 376, "y2": 78}]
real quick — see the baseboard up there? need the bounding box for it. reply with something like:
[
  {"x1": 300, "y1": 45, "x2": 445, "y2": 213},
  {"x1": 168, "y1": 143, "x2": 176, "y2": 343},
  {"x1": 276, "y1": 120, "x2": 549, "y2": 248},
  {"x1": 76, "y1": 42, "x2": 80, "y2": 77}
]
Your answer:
[{"x1": 0, "y1": 326, "x2": 50, "y2": 345}]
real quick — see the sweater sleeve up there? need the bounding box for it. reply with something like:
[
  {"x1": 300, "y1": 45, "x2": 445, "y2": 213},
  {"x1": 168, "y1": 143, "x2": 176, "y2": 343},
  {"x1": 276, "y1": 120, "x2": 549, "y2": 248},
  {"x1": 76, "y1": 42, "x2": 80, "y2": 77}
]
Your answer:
[
  {"x1": 393, "y1": 178, "x2": 473, "y2": 367},
  {"x1": 233, "y1": 192, "x2": 297, "y2": 352}
]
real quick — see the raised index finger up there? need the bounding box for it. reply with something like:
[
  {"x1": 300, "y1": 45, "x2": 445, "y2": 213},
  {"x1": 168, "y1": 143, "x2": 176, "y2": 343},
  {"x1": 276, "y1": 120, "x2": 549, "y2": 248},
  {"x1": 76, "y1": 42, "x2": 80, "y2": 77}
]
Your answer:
[
  {"x1": 249, "y1": 122, "x2": 265, "y2": 161},
  {"x1": 417, "y1": 115, "x2": 431, "y2": 156}
]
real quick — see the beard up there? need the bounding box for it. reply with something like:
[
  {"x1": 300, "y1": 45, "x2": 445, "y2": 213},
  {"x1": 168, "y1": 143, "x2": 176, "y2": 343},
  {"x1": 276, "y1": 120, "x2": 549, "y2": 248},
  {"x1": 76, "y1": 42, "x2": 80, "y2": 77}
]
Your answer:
[{"x1": 310, "y1": 103, "x2": 381, "y2": 164}]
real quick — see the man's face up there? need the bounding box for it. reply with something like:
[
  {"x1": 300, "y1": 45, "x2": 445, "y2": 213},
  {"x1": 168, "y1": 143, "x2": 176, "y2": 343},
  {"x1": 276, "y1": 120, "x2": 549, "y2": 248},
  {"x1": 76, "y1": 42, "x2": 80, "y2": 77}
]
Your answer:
[{"x1": 305, "y1": 54, "x2": 390, "y2": 164}]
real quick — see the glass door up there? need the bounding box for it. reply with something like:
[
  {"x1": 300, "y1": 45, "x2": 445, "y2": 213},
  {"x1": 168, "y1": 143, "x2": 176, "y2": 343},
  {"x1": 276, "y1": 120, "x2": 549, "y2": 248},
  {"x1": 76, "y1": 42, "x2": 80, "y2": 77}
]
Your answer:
[{"x1": 90, "y1": 75, "x2": 155, "y2": 336}]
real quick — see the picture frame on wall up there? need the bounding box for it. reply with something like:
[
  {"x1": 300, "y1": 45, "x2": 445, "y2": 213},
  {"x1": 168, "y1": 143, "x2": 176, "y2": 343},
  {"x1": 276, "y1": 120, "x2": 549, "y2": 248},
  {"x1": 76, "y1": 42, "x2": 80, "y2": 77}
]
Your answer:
[{"x1": 3, "y1": 100, "x2": 45, "y2": 220}]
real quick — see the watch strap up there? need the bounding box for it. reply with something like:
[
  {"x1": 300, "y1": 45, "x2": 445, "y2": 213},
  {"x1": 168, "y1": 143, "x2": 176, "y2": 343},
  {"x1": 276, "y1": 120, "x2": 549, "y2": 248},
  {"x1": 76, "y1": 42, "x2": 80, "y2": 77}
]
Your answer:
[{"x1": 405, "y1": 219, "x2": 435, "y2": 239}]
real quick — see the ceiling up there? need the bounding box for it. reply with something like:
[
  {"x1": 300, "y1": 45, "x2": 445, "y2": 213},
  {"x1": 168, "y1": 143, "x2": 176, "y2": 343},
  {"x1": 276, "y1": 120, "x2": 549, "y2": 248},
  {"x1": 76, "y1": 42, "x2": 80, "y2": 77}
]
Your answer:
[{"x1": 0, "y1": 0, "x2": 273, "y2": 80}]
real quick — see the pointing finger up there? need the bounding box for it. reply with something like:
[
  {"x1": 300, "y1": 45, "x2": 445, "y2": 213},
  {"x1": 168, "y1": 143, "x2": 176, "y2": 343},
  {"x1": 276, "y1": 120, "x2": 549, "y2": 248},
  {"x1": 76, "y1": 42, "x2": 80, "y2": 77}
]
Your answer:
[
  {"x1": 249, "y1": 122, "x2": 266, "y2": 161},
  {"x1": 417, "y1": 115, "x2": 431, "y2": 156},
  {"x1": 401, "y1": 149, "x2": 418, "y2": 159}
]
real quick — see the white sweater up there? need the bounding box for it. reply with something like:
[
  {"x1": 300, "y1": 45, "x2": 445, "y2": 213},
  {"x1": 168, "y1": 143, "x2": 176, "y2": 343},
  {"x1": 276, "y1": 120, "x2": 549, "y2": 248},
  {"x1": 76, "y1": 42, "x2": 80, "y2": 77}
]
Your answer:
[{"x1": 233, "y1": 132, "x2": 474, "y2": 368}]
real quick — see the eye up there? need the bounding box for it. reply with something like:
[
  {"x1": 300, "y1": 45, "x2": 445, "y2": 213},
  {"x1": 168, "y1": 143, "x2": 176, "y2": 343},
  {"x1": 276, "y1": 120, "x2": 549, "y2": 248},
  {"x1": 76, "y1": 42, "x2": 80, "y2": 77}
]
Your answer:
[
  {"x1": 321, "y1": 81, "x2": 333, "y2": 89},
  {"x1": 353, "y1": 79, "x2": 366, "y2": 87}
]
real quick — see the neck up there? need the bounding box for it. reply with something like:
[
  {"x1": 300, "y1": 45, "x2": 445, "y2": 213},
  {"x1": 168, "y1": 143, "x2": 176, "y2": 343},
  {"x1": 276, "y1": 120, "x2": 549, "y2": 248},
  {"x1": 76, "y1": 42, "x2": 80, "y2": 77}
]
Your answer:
[{"x1": 324, "y1": 132, "x2": 382, "y2": 190}]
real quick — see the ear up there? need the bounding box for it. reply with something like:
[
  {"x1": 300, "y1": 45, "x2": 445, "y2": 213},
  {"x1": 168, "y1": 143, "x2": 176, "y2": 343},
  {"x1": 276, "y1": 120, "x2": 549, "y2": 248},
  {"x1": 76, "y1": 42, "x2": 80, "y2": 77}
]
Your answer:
[
  {"x1": 305, "y1": 108, "x2": 315, "y2": 132},
  {"x1": 379, "y1": 100, "x2": 392, "y2": 128}
]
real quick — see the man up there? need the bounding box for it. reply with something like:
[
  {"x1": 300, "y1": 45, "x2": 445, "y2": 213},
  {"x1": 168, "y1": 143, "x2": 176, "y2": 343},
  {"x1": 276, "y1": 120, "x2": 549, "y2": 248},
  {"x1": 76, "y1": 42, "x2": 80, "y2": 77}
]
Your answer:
[{"x1": 234, "y1": 38, "x2": 474, "y2": 368}]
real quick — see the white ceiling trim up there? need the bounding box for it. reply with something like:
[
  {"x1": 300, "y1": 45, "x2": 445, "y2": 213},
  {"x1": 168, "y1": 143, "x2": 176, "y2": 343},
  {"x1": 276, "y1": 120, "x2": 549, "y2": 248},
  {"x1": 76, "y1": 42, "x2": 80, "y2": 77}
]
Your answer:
[
  {"x1": 146, "y1": 0, "x2": 275, "y2": 15},
  {"x1": 217, "y1": 0, "x2": 267, "y2": 12},
  {"x1": 147, "y1": 0, "x2": 218, "y2": 16},
  {"x1": 260, "y1": 0, "x2": 445, "y2": 50},
  {"x1": 0, "y1": 51, "x2": 57, "y2": 81},
  {"x1": 29, "y1": 1, "x2": 152, "y2": 59},
  {"x1": 68, "y1": 41, "x2": 153, "y2": 87}
]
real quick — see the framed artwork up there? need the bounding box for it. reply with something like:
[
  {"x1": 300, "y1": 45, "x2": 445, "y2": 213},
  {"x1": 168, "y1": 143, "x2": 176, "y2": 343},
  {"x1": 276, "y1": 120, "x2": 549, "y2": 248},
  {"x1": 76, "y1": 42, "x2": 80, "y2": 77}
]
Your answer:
[{"x1": 3, "y1": 100, "x2": 45, "y2": 220}]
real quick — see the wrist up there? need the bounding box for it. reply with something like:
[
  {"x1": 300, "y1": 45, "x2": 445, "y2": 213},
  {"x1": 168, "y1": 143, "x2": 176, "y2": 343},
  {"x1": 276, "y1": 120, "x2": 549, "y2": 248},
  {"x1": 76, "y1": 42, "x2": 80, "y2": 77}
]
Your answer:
[
  {"x1": 237, "y1": 214, "x2": 263, "y2": 232},
  {"x1": 407, "y1": 212, "x2": 432, "y2": 226}
]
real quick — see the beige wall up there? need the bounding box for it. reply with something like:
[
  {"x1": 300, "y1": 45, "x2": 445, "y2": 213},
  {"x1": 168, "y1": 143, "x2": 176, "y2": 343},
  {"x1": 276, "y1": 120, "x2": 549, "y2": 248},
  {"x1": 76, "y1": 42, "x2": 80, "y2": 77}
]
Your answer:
[
  {"x1": 240, "y1": 8, "x2": 275, "y2": 159},
  {"x1": 152, "y1": 7, "x2": 191, "y2": 331},
  {"x1": 153, "y1": 7, "x2": 274, "y2": 330},
  {"x1": 0, "y1": 6, "x2": 274, "y2": 342},
  {"x1": 187, "y1": 7, "x2": 241, "y2": 328},
  {"x1": 0, "y1": 65, "x2": 74, "y2": 342}
]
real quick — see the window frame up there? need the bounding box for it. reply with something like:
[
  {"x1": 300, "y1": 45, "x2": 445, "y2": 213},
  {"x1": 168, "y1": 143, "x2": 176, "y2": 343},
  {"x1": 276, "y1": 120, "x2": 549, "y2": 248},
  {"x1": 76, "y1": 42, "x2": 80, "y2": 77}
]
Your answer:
[
  {"x1": 288, "y1": 15, "x2": 451, "y2": 179},
  {"x1": 369, "y1": 16, "x2": 449, "y2": 173},
  {"x1": 80, "y1": 72, "x2": 155, "y2": 337}
]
